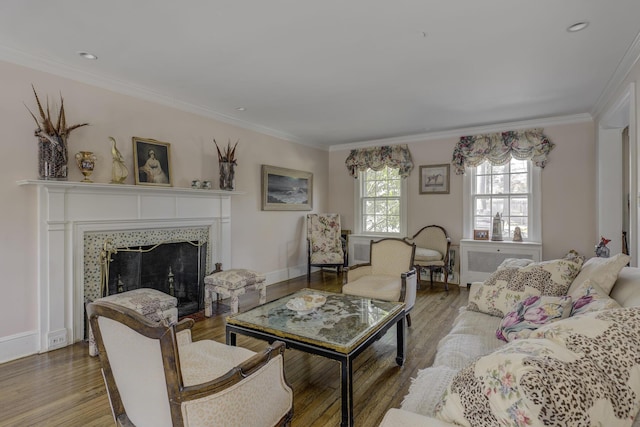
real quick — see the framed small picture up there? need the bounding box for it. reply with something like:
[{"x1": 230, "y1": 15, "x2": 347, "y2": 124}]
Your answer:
[
  {"x1": 261, "y1": 165, "x2": 313, "y2": 211},
  {"x1": 474, "y1": 229, "x2": 490, "y2": 240},
  {"x1": 133, "y1": 137, "x2": 172, "y2": 187},
  {"x1": 419, "y1": 164, "x2": 450, "y2": 194}
]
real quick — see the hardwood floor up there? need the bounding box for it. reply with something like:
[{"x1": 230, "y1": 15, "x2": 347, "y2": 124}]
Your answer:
[{"x1": 0, "y1": 272, "x2": 468, "y2": 427}]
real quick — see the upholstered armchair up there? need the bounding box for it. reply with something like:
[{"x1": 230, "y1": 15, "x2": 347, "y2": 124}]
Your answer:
[
  {"x1": 87, "y1": 300, "x2": 293, "y2": 427},
  {"x1": 406, "y1": 225, "x2": 451, "y2": 291},
  {"x1": 342, "y1": 238, "x2": 417, "y2": 326},
  {"x1": 307, "y1": 213, "x2": 346, "y2": 281}
]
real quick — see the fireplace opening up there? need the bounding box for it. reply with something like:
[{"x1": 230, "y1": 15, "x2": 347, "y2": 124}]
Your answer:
[{"x1": 102, "y1": 240, "x2": 207, "y2": 317}]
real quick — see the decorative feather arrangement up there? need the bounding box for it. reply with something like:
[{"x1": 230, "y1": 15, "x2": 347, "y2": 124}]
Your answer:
[
  {"x1": 213, "y1": 138, "x2": 238, "y2": 164},
  {"x1": 25, "y1": 85, "x2": 89, "y2": 139}
]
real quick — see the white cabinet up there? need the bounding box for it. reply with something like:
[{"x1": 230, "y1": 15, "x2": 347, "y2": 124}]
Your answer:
[{"x1": 460, "y1": 239, "x2": 542, "y2": 286}]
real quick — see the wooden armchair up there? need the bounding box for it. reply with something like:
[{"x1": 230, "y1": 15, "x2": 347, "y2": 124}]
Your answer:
[
  {"x1": 406, "y1": 225, "x2": 451, "y2": 291},
  {"x1": 342, "y1": 238, "x2": 417, "y2": 326},
  {"x1": 87, "y1": 300, "x2": 293, "y2": 427}
]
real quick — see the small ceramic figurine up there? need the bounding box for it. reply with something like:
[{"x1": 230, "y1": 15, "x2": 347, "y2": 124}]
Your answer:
[
  {"x1": 513, "y1": 226, "x2": 523, "y2": 242},
  {"x1": 595, "y1": 236, "x2": 611, "y2": 258},
  {"x1": 109, "y1": 137, "x2": 128, "y2": 184}
]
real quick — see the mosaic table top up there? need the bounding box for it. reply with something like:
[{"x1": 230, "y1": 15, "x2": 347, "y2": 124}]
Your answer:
[{"x1": 226, "y1": 289, "x2": 404, "y2": 353}]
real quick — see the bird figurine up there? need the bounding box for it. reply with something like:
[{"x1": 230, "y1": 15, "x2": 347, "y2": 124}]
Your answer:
[
  {"x1": 595, "y1": 236, "x2": 611, "y2": 258},
  {"x1": 109, "y1": 136, "x2": 129, "y2": 184}
]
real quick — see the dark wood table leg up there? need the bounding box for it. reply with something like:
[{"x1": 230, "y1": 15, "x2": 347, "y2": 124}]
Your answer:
[
  {"x1": 396, "y1": 314, "x2": 406, "y2": 366},
  {"x1": 340, "y1": 356, "x2": 354, "y2": 427},
  {"x1": 225, "y1": 328, "x2": 236, "y2": 346}
]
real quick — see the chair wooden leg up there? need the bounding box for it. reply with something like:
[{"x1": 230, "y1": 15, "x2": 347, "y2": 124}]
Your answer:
[
  {"x1": 444, "y1": 268, "x2": 449, "y2": 292},
  {"x1": 406, "y1": 313, "x2": 412, "y2": 327},
  {"x1": 429, "y1": 268, "x2": 434, "y2": 288}
]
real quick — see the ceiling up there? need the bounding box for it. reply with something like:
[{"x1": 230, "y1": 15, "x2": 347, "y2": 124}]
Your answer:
[{"x1": 1, "y1": 1, "x2": 640, "y2": 149}]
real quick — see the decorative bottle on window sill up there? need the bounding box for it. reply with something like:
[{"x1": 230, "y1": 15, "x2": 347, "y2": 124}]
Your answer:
[{"x1": 491, "y1": 212, "x2": 504, "y2": 241}]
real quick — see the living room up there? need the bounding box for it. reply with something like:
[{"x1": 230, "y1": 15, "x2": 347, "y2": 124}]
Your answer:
[{"x1": 1, "y1": 2, "x2": 640, "y2": 424}]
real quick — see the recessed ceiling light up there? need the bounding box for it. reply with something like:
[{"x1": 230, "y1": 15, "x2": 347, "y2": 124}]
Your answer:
[
  {"x1": 235, "y1": 107, "x2": 246, "y2": 112},
  {"x1": 567, "y1": 22, "x2": 589, "y2": 32},
  {"x1": 77, "y1": 51, "x2": 98, "y2": 60}
]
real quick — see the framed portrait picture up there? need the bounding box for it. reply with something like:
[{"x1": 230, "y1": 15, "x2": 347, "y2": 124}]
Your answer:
[
  {"x1": 474, "y1": 229, "x2": 490, "y2": 240},
  {"x1": 261, "y1": 165, "x2": 312, "y2": 211},
  {"x1": 419, "y1": 164, "x2": 450, "y2": 194},
  {"x1": 133, "y1": 137, "x2": 172, "y2": 187}
]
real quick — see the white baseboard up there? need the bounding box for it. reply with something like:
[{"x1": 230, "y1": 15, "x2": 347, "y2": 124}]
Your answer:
[
  {"x1": 264, "y1": 264, "x2": 307, "y2": 286},
  {"x1": 0, "y1": 330, "x2": 39, "y2": 364}
]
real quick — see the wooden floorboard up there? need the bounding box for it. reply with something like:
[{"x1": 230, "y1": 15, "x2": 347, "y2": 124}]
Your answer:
[{"x1": 0, "y1": 272, "x2": 467, "y2": 427}]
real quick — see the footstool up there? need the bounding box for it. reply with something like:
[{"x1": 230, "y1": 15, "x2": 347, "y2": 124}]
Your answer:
[
  {"x1": 204, "y1": 269, "x2": 266, "y2": 315},
  {"x1": 88, "y1": 288, "x2": 178, "y2": 356}
]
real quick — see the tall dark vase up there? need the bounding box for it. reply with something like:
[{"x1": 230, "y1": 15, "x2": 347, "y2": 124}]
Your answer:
[
  {"x1": 219, "y1": 161, "x2": 235, "y2": 190},
  {"x1": 38, "y1": 135, "x2": 68, "y2": 180}
]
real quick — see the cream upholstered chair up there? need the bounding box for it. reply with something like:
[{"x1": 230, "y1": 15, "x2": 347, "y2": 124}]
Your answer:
[
  {"x1": 406, "y1": 225, "x2": 451, "y2": 291},
  {"x1": 87, "y1": 300, "x2": 293, "y2": 427},
  {"x1": 342, "y1": 238, "x2": 417, "y2": 326},
  {"x1": 307, "y1": 213, "x2": 346, "y2": 281}
]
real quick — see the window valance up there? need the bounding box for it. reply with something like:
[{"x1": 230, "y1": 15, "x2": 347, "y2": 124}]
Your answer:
[
  {"x1": 345, "y1": 144, "x2": 414, "y2": 178},
  {"x1": 451, "y1": 128, "x2": 555, "y2": 175}
]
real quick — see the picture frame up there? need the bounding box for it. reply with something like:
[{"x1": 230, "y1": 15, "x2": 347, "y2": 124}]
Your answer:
[
  {"x1": 133, "y1": 137, "x2": 172, "y2": 187},
  {"x1": 419, "y1": 164, "x2": 450, "y2": 194},
  {"x1": 474, "y1": 229, "x2": 490, "y2": 240},
  {"x1": 261, "y1": 165, "x2": 312, "y2": 211}
]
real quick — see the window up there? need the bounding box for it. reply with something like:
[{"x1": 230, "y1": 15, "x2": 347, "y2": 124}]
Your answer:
[
  {"x1": 355, "y1": 166, "x2": 406, "y2": 235},
  {"x1": 465, "y1": 158, "x2": 541, "y2": 241}
]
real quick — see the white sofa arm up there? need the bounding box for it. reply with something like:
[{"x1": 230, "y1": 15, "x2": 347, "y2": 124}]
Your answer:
[{"x1": 379, "y1": 408, "x2": 456, "y2": 426}]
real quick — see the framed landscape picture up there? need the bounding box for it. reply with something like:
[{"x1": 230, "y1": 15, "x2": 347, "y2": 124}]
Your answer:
[
  {"x1": 419, "y1": 164, "x2": 450, "y2": 194},
  {"x1": 133, "y1": 137, "x2": 172, "y2": 186},
  {"x1": 261, "y1": 165, "x2": 312, "y2": 211}
]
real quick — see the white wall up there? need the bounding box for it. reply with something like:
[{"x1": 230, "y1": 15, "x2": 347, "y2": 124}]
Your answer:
[
  {"x1": 329, "y1": 120, "x2": 597, "y2": 262},
  {"x1": 0, "y1": 60, "x2": 329, "y2": 361}
]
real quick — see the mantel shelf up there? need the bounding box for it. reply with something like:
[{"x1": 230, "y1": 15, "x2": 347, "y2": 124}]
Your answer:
[{"x1": 17, "y1": 179, "x2": 245, "y2": 196}]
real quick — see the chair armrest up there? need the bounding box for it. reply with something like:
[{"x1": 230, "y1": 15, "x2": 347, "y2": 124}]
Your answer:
[
  {"x1": 344, "y1": 264, "x2": 372, "y2": 283},
  {"x1": 181, "y1": 341, "x2": 288, "y2": 400},
  {"x1": 175, "y1": 318, "x2": 195, "y2": 333},
  {"x1": 400, "y1": 269, "x2": 417, "y2": 309}
]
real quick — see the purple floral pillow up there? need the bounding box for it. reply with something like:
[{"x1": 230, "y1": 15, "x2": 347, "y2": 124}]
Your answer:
[
  {"x1": 569, "y1": 279, "x2": 621, "y2": 316},
  {"x1": 496, "y1": 295, "x2": 573, "y2": 342}
]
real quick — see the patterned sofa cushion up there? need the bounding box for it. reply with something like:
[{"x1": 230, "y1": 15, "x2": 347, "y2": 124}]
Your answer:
[
  {"x1": 567, "y1": 253, "x2": 631, "y2": 295},
  {"x1": 435, "y1": 307, "x2": 640, "y2": 427},
  {"x1": 496, "y1": 295, "x2": 572, "y2": 342},
  {"x1": 468, "y1": 255, "x2": 583, "y2": 317},
  {"x1": 570, "y1": 279, "x2": 621, "y2": 316}
]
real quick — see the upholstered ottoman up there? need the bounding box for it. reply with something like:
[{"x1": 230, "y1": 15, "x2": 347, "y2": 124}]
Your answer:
[
  {"x1": 204, "y1": 269, "x2": 266, "y2": 315},
  {"x1": 88, "y1": 288, "x2": 178, "y2": 356}
]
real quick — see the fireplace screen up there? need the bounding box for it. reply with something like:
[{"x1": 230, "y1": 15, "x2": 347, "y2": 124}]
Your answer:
[{"x1": 101, "y1": 240, "x2": 207, "y2": 317}]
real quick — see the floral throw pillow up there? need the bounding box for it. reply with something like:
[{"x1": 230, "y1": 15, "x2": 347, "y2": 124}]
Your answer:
[
  {"x1": 468, "y1": 255, "x2": 583, "y2": 317},
  {"x1": 569, "y1": 279, "x2": 621, "y2": 316},
  {"x1": 567, "y1": 253, "x2": 631, "y2": 295},
  {"x1": 496, "y1": 295, "x2": 572, "y2": 342},
  {"x1": 436, "y1": 307, "x2": 640, "y2": 427}
]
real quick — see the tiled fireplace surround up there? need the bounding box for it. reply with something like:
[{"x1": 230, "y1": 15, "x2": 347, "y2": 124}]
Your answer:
[{"x1": 19, "y1": 180, "x2": 239, "y2": 353}]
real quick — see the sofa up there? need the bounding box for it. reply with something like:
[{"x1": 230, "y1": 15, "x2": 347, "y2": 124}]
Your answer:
[{"x1": 380, "y1": 254, "x2": 640, "y2": 426}]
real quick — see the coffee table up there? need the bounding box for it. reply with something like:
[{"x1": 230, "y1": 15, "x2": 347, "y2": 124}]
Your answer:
[{"x1": 225, "y1": 289, "x2": 406, "y2": 427}]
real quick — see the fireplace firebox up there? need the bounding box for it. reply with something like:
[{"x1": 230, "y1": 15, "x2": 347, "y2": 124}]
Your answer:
[{"x1": 101, "y1": 239, "x2": 207, "y2": 317}]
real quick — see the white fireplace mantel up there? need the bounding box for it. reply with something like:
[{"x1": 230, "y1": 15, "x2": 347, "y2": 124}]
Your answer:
[{"x1": 18, "y1": 180, "x2": 242, "y2": 353}]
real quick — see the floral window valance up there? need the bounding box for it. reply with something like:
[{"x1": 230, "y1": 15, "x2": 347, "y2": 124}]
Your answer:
[
  {"x1": 451, "y1": 128, "x2": 555, "y2": 175},
  {"x1": 345, "y1": 144, "x2": 414, "y2": 178}
]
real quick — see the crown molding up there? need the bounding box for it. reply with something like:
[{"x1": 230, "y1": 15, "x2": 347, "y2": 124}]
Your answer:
[
  {"x1": 0, "y1": 44, "x2": 315, "y2": 147},
  {"x1": 329, "y1": 113, "x2": 593, "y2": 152},
  {"x1": 592, "y1": 30, "x2": 640, "y2": 119}
]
